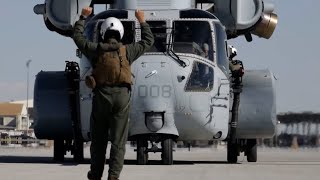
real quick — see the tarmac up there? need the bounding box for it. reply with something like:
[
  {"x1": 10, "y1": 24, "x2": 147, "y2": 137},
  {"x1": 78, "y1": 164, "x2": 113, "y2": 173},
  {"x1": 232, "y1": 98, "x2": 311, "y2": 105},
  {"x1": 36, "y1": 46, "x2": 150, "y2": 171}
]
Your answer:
[{"x1": 0, "y1": 146, "x2": 319, "y2": 180}]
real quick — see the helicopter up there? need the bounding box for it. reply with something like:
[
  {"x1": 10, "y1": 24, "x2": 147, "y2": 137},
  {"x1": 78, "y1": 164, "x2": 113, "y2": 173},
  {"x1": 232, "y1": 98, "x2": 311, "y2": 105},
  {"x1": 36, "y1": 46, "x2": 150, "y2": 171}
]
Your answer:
[{"x1": 33, "y1": 0, "x2": 278, "y2": 164}]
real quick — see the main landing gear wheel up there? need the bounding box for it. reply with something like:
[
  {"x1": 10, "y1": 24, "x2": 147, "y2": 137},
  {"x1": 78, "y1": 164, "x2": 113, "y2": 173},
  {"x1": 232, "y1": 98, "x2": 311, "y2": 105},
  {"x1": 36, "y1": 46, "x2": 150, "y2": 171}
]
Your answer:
[
  {"x1": 73, "y1": 138, "x2": 84, "y2": 162},
  {"x1": 137, "y1": 139, "x2": 148, "y2": 165},
  {"x1": 53, "y1": 139, "x2": 65, "y2": 162},
  {"x1": 227, "y1": 142, "x2": 238, "y2": 163},
  {"x1": 161, "y1": 138, "x2": 173, "y2": 165},
  {"x1": 246, "y1": 139, "x2": 257, "y2": 162}
]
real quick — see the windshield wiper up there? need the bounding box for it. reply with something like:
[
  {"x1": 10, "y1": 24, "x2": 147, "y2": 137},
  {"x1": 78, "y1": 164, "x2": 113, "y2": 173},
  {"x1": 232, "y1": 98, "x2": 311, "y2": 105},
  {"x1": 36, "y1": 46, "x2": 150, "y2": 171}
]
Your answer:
[
  {"x1": 169, "y1": 49, "x2": 186, "y2": 67},
  {"x1": 167, "y1": 29, "x2": 187, "y2": 68}
]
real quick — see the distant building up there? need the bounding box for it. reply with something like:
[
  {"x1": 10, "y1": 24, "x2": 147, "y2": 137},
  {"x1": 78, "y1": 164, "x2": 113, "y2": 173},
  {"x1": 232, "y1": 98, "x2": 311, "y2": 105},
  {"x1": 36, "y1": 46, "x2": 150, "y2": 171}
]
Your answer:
[
  {"x1": 275, "y1": 113, "x2": 320, "y2": 147},
  {"x1": 0, "y1": 103, "x2": 26, "y2": 130},
  {"x1": 10, "y1": 99, "x2": 34, "y2": 126},
  {"x1": 10, "y1": 99, "x2": 33, "y2": 110},
  {"x1": 0, "y1": 99, "x2": 34, "y2": 131}
]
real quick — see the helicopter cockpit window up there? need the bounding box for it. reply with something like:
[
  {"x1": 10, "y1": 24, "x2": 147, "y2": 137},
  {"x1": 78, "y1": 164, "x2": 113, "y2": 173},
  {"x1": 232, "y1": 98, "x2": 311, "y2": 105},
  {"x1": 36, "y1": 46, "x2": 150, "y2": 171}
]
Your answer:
[
  {"x1": 121, "y1": 21, "x2": 135, "y2": 44},
  {"x1": 172, "y1": 21, "x2": 214, "y2": 61},
  {"x1": 94, "y1": 20, "x2": 136, "y2": 44},
  {"x1": 146, "y1": 21, "x2": 167, "y2": 52},
  {"x1": 185, "y1": 62, "x2": 214, "y2": 92},
  {"x1": 215, "y1": 23, "x2": 229, "y2": 75}
]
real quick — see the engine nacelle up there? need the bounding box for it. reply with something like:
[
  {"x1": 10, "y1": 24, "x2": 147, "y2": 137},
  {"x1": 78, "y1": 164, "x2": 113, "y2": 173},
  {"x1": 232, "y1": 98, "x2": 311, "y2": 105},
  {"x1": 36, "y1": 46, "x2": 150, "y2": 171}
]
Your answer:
[
  {"x1": 209, "y1": 0, "x2": 278, "y2": 41},
  {"x1": 251, "y1": 13, "x2": 278, "y2": 39},
  {"x1": 34, "y1": 0, "x2": 93, "y2": 37},
  {"x1": 236, "y1": 69, "x2": 277, "y2": 139},
  {"x1": 33, "y1": 71, "x2": 73, "y2": 140}
]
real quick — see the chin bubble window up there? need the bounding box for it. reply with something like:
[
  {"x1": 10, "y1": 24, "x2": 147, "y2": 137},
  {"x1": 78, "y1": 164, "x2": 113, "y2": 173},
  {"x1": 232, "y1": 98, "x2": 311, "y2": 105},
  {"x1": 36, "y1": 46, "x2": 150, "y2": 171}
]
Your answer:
[{"x1": 185, "y1": 62, "x2": 214, "y2": 92}]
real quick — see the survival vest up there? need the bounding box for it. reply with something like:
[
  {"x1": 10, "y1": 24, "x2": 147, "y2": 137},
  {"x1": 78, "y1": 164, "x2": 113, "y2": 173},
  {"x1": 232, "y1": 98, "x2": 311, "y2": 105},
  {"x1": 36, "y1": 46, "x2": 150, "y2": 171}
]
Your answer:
[{"x1": 92, "y1": 46, "x2": 132, "y2": 86}]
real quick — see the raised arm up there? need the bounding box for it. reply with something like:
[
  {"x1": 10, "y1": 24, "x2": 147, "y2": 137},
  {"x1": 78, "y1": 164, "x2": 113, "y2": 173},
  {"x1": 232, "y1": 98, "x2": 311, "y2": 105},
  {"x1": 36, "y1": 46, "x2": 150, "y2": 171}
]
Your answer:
[
  {"x1": 73, "y1": 7, "x2": 120, "y2": 61},
  {"x1": 126, "y1": 10, "x2": 154, "y2": 63}
]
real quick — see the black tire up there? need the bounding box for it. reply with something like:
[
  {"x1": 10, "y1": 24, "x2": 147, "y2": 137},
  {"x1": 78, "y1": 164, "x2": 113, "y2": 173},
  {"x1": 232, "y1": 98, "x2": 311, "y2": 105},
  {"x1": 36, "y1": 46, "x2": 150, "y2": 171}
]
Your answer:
[
  {"x1": 137, "y1": 139, "x2": 148, "y2": 165},
  {"x1": 54, "y1": 139, "x2": 65, "y2": 162},
  {"x1": 246, "y1": 139, "x2": 257, "y2": 162},
  {"x1": 227, "y1": 142, "x2": 238, "y2": 163},
  {"x1": 73, "y1": 138, "x2": 84, "y2": 162},
  {"x1": 161, "y1": 138, "x2": 173, "y2": 165}
]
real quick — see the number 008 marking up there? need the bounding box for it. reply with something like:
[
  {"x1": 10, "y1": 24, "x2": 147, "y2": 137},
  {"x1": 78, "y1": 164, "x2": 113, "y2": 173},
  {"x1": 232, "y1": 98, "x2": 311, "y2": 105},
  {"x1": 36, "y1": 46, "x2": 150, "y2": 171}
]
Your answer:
[{"x1": 138, "y1": 85, "x2": 172, "y2": 98}]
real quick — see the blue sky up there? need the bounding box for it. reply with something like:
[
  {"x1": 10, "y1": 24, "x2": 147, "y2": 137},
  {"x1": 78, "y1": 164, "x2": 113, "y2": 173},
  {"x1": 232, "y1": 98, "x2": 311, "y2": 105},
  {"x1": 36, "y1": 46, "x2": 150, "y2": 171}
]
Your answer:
[{"x1": 0, "y1": 0, "x2": 319, "y2": 113}]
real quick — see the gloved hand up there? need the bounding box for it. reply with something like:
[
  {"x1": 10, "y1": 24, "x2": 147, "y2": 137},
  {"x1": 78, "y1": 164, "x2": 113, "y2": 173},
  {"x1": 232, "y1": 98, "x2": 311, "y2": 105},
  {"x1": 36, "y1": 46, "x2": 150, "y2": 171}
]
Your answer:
[
  {"x1": 81, "y1": 7, "x2": 93, "y2": 18},
  {"x1": 135, "y1": 9, "x2": 145, "y2": 23}
]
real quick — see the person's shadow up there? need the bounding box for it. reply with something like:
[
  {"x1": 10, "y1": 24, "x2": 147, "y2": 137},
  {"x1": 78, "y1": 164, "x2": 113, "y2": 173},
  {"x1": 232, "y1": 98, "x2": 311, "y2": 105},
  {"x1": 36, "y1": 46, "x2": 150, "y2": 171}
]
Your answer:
[{"x1": 0, "y1": 156, "x2": 230, "y2": 166}]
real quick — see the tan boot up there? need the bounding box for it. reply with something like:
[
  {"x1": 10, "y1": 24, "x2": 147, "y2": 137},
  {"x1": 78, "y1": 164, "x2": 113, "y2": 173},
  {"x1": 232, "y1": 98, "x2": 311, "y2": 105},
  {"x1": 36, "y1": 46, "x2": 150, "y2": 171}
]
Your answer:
[
  {"x1": 87, "y1": 171, "x2": 101, "y2": 180},
  {"x1": 108, "y1": 176, "x2": 119, "y2": 180}
]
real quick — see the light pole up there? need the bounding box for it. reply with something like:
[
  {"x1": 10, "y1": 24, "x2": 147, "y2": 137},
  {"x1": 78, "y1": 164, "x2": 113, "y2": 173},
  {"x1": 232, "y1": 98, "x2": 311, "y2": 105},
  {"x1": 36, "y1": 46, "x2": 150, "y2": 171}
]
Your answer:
[{"x1": 26, "y1": 59, "x2": 32, "y2": 132}]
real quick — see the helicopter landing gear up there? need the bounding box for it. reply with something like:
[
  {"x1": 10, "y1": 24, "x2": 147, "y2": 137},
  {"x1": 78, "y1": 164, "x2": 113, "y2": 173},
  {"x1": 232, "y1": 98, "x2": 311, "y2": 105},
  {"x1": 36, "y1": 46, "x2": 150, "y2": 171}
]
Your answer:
[
  {"x1": 227, "y1": 139, "x2": 258, "y2": 163},
  {"x1": 53, "y1": 138, "x2": 84, "y2": 162},
  {"x1": 72, "y1": 137, "x2": 84, "y2": 162},
  {"x1": 227, "y1": 141, "x2": 239, "y2": 163},
  {"x1": 137, "y1": 139, "x2": 148, "y2": 165},
  {"x1": 66, "y1": 61, "x2": 84, "y2": 163},
  {"x1": 135, "y1": 135, "x2": 175, "y2": 165},
  {"x1": 53, "y1": 139, "x2": 65, "y2": 162},
  {"x1": 228, "y1": 58, "x2": 245, "y2": 164},
  {"x1": 161, "y1": 138, "x2": 173, "y2": 165},
  {"x1": 245, "y1": 139, "x2": 257, "y2": 162}
]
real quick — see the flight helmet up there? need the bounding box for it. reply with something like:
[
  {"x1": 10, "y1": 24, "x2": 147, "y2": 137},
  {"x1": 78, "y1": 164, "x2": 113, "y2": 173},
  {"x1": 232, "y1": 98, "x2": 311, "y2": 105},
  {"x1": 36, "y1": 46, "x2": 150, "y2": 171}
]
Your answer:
[
  {"x1": 228, "y1": 45, "x2": 237, "y2": 59},
  {"x1": 100, "y1": 17, "x2": 124, "y2": 41}
]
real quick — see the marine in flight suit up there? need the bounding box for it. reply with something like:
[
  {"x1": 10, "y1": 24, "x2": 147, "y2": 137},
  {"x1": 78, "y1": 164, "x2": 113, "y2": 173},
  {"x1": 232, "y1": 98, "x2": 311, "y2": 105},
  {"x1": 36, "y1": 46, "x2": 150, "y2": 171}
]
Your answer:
[{"x1": 72, "y1": 7, "x2": 154, "y2": 180}]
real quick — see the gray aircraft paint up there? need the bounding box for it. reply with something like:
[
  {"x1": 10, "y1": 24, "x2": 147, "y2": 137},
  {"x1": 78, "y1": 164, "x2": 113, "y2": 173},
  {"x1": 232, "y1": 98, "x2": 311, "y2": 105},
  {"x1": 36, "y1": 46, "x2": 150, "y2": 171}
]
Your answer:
[{"x1": 33, "y1": 0, "x2": 276, "y2": 143}]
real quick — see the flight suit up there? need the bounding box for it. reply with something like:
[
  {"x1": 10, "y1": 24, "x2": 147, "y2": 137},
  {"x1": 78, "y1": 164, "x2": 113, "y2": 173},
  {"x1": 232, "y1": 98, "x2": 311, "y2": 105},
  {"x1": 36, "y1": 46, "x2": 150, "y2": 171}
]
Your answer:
[{"x1": 73, "y1": 18, "x2": 154, "y2": 179}]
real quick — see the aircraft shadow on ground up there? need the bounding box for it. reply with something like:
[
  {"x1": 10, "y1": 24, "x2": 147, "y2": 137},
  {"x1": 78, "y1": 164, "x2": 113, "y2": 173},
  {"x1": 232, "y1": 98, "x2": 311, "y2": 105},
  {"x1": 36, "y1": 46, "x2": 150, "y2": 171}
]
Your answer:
[{"x1": 0, "y1": 156, "x2": 229, "y2": 165}]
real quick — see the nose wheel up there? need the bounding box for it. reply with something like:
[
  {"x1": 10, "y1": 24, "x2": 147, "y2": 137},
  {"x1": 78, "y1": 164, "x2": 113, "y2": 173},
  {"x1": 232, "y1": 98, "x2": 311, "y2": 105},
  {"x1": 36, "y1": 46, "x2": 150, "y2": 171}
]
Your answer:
[
  {"x1": 135, "y1": 135, "x2": 175, "y2": 165},
  {"x1": 137, "y1": 139, "x2": 148, "y2": 165},
  {"x1": 161, "y1": 138, "x2": 173, "y2": 165}
]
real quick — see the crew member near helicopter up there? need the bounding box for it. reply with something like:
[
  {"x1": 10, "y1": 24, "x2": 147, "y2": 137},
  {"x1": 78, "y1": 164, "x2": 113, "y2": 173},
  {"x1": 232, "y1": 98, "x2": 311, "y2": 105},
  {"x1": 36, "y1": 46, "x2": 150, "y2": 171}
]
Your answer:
[
  {"x1": 72, "y1": 7, "x2": 154, "y2": 180},
  {"x1": 228, "y1": 45, "x2": 244, "y2": 82}
]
